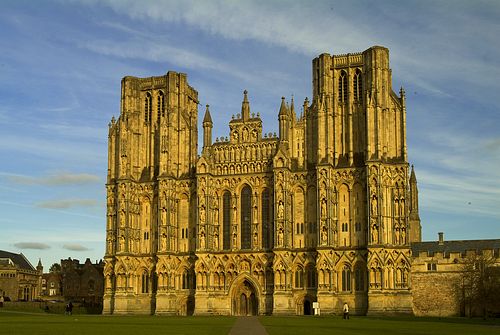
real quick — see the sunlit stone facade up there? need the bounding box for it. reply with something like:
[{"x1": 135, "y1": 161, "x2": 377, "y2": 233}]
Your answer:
[{"x1": 103, "y1": 46, "x2": 422, "y2": 315}]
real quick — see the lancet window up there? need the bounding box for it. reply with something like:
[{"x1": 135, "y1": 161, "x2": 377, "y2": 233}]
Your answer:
[
  {"x1": 141, "y1": 272, "x2": 149, "y2": 293},
  {"x1": 241, "y1": 185, "x2": 252, "y2": 249},
  {"x1": 354, "y1": 266, "x2": 365, "y2": 291},
  {"x1": 261, "y1": 188, "x2": 272, "y2": 249},
  {"x1": 223, "y1": 191, "x2": 231, "y2": 250},
  {"x1": 157, "y1": 90, "x2": 165, "y2": 120},
  {"x1": 353, "y1": 69, "x2": 363, "y2": 102},
  {"x1": 338, "y1": 70, "x2": 348, "y2": 103},
  {"x1": 341, "y1": 266, "x2": 351, "y2": 291},
  {"x1": 144, "y1": 92, "x2": 152, "y2": 123},
  {"x1": 294, "y1": 267, "x2": 304, "y2": 288}
]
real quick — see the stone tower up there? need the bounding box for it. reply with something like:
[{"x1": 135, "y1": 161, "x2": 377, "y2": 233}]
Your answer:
[
  {"x1": 309, "y1": 46, "x2": 421, "y2": 313},
  {"x1": 104, "y1": 72, "x2": 199, "y2": 314},
  {"x1": 103, "y1": 46, "x2": 421, "y2": 316}
]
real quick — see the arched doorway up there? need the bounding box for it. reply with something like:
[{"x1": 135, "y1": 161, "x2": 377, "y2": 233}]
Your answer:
[
  {"x1": 304, "y1": 299, "x2": 312, "y2": 315},
  {"x1": 232, "y1": 279, "x2": 258, "y2": 316}
]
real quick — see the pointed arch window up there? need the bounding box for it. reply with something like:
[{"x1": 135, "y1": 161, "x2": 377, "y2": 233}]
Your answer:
[
  {"x1": 261, "y1": 188, "x2": 272, "y2": 249},
  {"x1": 157, "y1": 91, "x2": 165, "y2": 120},
  {"x1": 306, "y1": 264, "x2": 317, "y2": 288},
  {"x1": 354, "y1": 266, "x2": 365, "y2": 291},
  {"x1": 144, "y1": 92, "x2": 152, "y2": 123},
  {"x1": 141, "y1": 272, "x2": 149, "y2": 293},
  {"x1": 182, "y1": 269, "x2": 189, "y2": 289},
  {"x1": 353, "y1": 69, "x2": 363, "y2": 102},
  {"x1": 223, "y1": 191, "x2": 231, "y2": 250},
  {"x1": 338, "y1": 71, "x2": 348, "y2": 103},
  {"x1": 241, "y1": 186, "x2": 252, "y2": 249},
  {"x1": 294, "y1": 267, "x2": 304, "y2": 288},
  {"x1": 341, "y1": 266, "x2": 351, "y2": 291}
]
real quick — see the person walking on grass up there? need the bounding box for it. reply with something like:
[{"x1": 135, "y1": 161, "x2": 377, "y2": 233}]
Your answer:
[{"x1": 343, "y1": 302, "x2": 349, "y2": 319}]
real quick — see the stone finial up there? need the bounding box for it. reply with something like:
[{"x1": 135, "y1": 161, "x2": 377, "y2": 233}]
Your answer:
[
  {"x1": 242, "y1": 90, "x2": 250, "y2": 121},
  {"x1": 203, "y1": 104, "x2": 213, "y2": 124}
]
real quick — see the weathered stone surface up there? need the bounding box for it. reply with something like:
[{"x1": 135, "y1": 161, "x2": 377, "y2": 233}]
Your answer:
[{"x1": 103, "y1": 46, "x2": 421, "y2": 316}]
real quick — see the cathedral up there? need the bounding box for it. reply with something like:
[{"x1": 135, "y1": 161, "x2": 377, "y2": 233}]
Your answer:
[{"x1": 103, "y1": 46, "x2": 422, "y2": 316}]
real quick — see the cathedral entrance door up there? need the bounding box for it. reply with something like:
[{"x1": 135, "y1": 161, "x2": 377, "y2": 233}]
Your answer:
[
  {"x1": 233, "y1": 279, "x2": 258, "y2": 316},
  {"x1": 304, "y1": 299, "x2": 312, "y2": 315}
]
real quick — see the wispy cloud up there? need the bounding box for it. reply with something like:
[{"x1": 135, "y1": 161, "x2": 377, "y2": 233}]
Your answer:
[
  {"x1": 62, "y1": 243, "x2": 91, "y2": 251},
  {"x1": 35, "y1": 198, "x2": 98, "y2": 209},
  {"x1": 86, "y1": 0, "x2": 373, "y2": 56},
  {"x1": 80, "y1": 38, "x2": 253, "y2": 82},
  {"x1": 14, "y1": 242, "x2": 51, "y2": 250},
  {"x1": 412, "y1": 124, "x2": 500, "y2": 219},
  {"x1": 7, "y1": 172, "x2": 100, "y2": 186}
]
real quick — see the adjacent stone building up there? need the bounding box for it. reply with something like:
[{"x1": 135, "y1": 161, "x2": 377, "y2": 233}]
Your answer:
[
  {"x1": 411, "y1": 234, "x2": 500, "y2": 317},
  {"x1": 41, "y1": 272, "x2": 63, "y2": 297},
  {"x1": 0, "y1": 250, "x2": 43, "y2": 301},
  {"x1": 104, "y1": 46, "x2": 427, "y2": 315},
  {"x1": 40, "y1": 258, "x2": 104, "y2": 304}
]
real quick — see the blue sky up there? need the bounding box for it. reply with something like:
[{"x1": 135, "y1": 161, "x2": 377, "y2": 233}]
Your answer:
[{"x1": 0, "y1": 0, "x2": 499, "y2": 269}]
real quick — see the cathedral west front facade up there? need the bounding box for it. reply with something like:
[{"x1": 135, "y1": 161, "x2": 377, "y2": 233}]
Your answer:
[{"x1": 103, "y1": 46, "x2": 423, "y2": 316}]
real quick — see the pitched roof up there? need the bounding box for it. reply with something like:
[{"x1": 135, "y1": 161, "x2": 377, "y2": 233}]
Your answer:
[
  {"x1": 411, "y1": 239, "x2": 500, "y2": 255},
  {"x1": 0, "y1": 250, "x2": 35, "y2": 270}
]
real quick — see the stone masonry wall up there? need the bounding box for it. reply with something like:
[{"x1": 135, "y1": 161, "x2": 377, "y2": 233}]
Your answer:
[{"x1": 412, "y1": 271, "x2": 461, "y2": 316}]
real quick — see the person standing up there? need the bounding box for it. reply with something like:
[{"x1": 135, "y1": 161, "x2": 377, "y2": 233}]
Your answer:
[{"x1": 343, "y1": 302, "x2": 349, "y2": 319}]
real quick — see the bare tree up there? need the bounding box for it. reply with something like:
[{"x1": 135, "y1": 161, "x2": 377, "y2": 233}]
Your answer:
[{"x1": 458, "y1": 253, "x2": 500, "y2": 318}]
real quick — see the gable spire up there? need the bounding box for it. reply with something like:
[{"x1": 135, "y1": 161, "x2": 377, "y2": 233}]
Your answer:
[{"x1": 242, "y1": 90, "x2": 250, "y2": 121}]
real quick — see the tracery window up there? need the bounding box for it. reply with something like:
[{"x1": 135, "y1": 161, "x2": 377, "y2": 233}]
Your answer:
[
  {"x1": 241, "y1": 185, "x2": 252, "y2": 249},
  {"x1": 157, "y1": 90, "x2": 165, "y2": 120},
  {"x1": 261, "y1": 189, "x2": 272, "y2": 249},
  {"x1": 294, "y1": 267, "x2": 304, "y2": 288},
  {"x1": 144, "y1": 92, "x2": 152, "y2": 123},
  {"x1": 181, "y1": 269, "x2": 194, "y2": 289},
  {"x1": 141, "y1": 272, "x2": 149, "y2": 293},
  {"x1": 353, "y1": 69, "x2": 363, "y2": 102},
  {"x1": 338, "y1": 70, "x2": 348, "y2": 103},
  {"x1": 354, "y1": 266, "x2": 365, "y2": 291},
  {"x1": 223, "y1": 191, "x2": 231, "y2": 250},
  {"x1": 341, "y1": 266, "x2": 351, "y2": 291},
  {"x1": 306, "y1": 264, "x2": 316, "y2": 288}
]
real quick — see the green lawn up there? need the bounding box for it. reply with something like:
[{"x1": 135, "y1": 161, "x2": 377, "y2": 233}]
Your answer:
[
  {"x1": 260, "y1": 315, "x2": 500, "y2": 335},
  {"x1": 0, "y1": 311, "x2": 235, "y2": 335},
  {"x1": 0, "y1": 310, "x2": 499, "y2": 335}
]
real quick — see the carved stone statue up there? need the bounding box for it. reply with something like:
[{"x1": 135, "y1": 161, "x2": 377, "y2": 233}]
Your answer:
[
  {"x1": 277, "y1": 227, "x2": 284, "y2": 246},
  {"x1": 214, "y1": 233, "x2": 219, "y2": 250},
  {"x1": 277, "y1": 200, "x2": 284, "y2": 219},
  {"x1": 214, "y1": 207, "x2": 219, "y2": 224},
  {"x1": 371, "y1": 224, "x2": 378, "y2": 243},
  {"x1": 199, "y1": 205, "x2": 206, "y2": 224},
  {"x1": 321, "y1": 198, "x2": 327, "y2": 218},
  {"x1": 371, "y1": 196, "x2": 378, "y2": 216},
  {"x1": 321, "y1": 226, "x2": 327, "y2": 243}
]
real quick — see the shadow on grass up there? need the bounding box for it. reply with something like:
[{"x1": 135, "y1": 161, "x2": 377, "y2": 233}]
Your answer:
[{"x1": 259, "y1": 315, "x2": 500, "y2": 335}]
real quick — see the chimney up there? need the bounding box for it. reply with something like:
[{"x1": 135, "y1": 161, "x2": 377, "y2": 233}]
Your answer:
[{"x1": 438, "y1": 232, "x2": 444, "y2": 245}]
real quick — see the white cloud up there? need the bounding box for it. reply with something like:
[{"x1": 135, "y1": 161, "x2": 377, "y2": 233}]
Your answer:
[
  {"x1": 412, "y1": 126, "x2": 500, "y2": 219},
  {"x1": 5, "y1": 172, "x2": 100, "y2": 186},
  {"x1": 35, "y1": 198, "x2": 98, "y2": 209},
  {"x1": 88, "y1": 0, "x2": 373, "y2": 55},
  {"x1": 62, "y1": 243, "x2": 91, "y2": 251},
  {"x1": 14, "y1": 242, "x2": 51, "y2": 250}
]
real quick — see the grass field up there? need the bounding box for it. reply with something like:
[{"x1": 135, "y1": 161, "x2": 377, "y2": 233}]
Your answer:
[
  {"x1": 261, "y1": 315, "x2": 500, "y2": 335},
  {"x1": 0, "y1": 310, "x2": 499, "y2": 335}
]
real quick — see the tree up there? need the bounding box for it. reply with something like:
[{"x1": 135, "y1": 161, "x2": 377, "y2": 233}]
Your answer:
[
  {"x1": 49, "y1": 263, "x2": 61, "y2": 273},
  {"x1": 458, "y1": 253, "x2": 500, "y2": 318}
]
